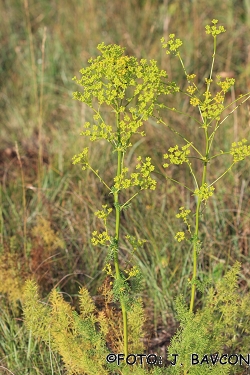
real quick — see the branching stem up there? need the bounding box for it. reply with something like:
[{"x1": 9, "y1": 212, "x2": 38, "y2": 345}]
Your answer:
[{"x1": 113, "y1": 112, "x2": 128, "y2": 357}]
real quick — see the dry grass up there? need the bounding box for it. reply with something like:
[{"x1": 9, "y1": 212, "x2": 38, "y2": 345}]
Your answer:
[{"x1": 0, "y1": 0, "x2": 250, "y2": 373}]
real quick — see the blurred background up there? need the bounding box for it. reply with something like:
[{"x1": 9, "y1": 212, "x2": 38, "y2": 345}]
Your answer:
[{"x1": 0, "y1": 0, "x2": 250, "y2": 373}]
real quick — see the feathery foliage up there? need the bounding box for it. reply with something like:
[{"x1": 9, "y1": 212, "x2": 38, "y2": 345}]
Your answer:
[
  {"x1": 167, "y1": 262, "x2": 250, "y2": 374},
  {"x1": 24, "y1": 280, "x2": 110, "y2": 375},
  {"x1": 24, "y1": 280, "x2": 153, "y2": 375}
]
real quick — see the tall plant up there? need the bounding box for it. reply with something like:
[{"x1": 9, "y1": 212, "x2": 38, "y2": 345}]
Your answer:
[
  {"x1": 72, "y1": 43, "x2": 178, "y2": 356},
  {"x1": 157, "y1": 20, "x2": 250, "y2": 312}
]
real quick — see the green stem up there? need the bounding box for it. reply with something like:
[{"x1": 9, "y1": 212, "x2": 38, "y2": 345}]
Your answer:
[
  {"x1": 190, "y1": 194, "x2": 201, "y2": 312},
  {"x1": 219, "y1": 93, "x2": 250, "y2": 126},
  {"x1": 190, "y1": 33, "x2": 217, "y2": 310},
  {"x1": 210, "y1": 163, "x2": 235, "y2": 186},
  {"x1": 121, "y1": 191, "x2": 139, "y2": 210},
  {"x1": 190, "y1": 129, "x2": 209, "y2": 312},
  {"x1": 113, "y1": 113, "x2": 128, "y2": 357},
  {"x1": 155, "y1": 116, "x2": 203, "y2": 158},
  {"x1": 208, "y1": 36, "x2": 217, "y2": 87},
  {"x1": 89, "y1": 166, "x2": 112, "y2": 191}
]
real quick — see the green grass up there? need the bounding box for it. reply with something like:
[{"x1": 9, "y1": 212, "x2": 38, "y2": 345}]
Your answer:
[
  {"x1": 0, "y1": 297, "x2": 66, "y2": 375},
  {"x1": 1, "y1": 0, "x2": 250, "y2": 373}
]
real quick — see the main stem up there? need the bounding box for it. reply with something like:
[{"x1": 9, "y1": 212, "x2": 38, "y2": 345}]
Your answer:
[
  {"x1": 113, "y1": 112, "x2": 128, "y2": 357},
  {"x1": 189, "y1": 195, "x2": 201, "y2": 312},
  {"x1": 189, "y1": 130, "x2": 209, "y2": 312}
]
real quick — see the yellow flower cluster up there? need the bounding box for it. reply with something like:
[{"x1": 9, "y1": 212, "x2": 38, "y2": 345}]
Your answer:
[
  {"x1": 125, "y1": 235, "x2": 147, "y2": 251},
  {"x1": 230, "y1": 139, "x2": 250, "y2": 162},
  {"x1": 73, "y1": 42, "x2": 178, "y2": 152},
  {"x1": 176, "y1": 207, "x2": 191, "y2": 233},
  {"x1": 113, "y1": 157, "x2": 156, "y2": 191},
  {"x1": 205, "y1": 19, "x2": 226, "y2": 37},
  {"x1": 175, "y1": 231, "x2": 185, "y2": 242},
  {"x1": 161, "y1": 34, "x2": 183, "y2": 56},
  {"x1": 217, "y1": 76, "x2": 235, "y2": 93},
  {"x1": 124, "y1": 266, "x2": 140, "y2": 278},
  {"x1": 94, "y1": 205, "x2": 113, "y2": 227},
  {"x1": 187, "y1": 85, "x2": 197, "y2": 95},
  {"x1": 72, "y1": 147, "x2": 89, "y2": 170},
  {"x1": 190, "y1": 97, "x2": 200, "y2": 107},
  {"x1": 163, "y1": 144, "x2": 191, "y2": 168},
  {"x1": 91, "y1": 230, "x2": 110, "y2": 246},
  {"x1": 102, "y1": 263, "x2": 113, "y2": 276},
  {"x1": 194, "y1": 183, "x2": 215, "y2": 201}
]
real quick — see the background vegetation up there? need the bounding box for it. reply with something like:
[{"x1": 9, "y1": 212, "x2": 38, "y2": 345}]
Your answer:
[{"x1": 0, "y1": 0, "x2": 250, "y2": 374}]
